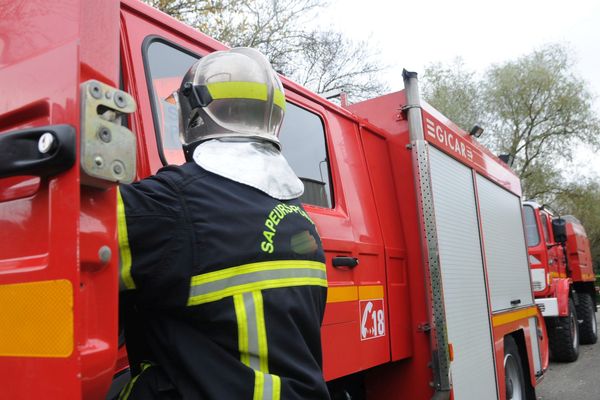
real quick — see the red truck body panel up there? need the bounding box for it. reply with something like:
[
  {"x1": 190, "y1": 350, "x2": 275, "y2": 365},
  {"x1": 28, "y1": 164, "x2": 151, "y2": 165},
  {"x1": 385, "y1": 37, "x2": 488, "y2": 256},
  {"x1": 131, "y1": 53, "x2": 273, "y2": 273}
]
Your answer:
[
  {"x1": 348, "y1": 92, "x2": 548, "y2": 399},
  {"x1": 0, "y1": 1, "x2": 121, "y2": 399},
  {"x1": 564, "y1": 218, "x2": 595, "y2": 283}
]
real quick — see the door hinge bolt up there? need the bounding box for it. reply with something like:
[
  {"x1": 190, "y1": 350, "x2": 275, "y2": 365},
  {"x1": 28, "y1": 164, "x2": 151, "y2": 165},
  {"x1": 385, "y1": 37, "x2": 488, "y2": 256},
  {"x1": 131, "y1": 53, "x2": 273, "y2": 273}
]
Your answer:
[
  {"x1": 114, "y1": 92, "x2": 128, "y2": 108},
  {"x1": 98, "y1": 127, "x2": 112, "y2": 143},
  {"x1": 112, "y1": 161, "x2": 124, "y2": 177},
  {"x1": 94, "y1": 156, "x2": 104, "y2": 168},
  {"x1": 98, "y1": 246, "x2": 112, "y2": 264}
]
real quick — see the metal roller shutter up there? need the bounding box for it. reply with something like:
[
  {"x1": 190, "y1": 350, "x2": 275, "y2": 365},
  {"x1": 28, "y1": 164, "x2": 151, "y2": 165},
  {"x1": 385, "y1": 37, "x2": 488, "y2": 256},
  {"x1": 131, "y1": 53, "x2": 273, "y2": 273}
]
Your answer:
[
  {"x1": 429, "y1": 147, "x2": 498, "y2": 400},
  {"x1": 476, "y1": 175, "x2": 534, "y2": 312}
]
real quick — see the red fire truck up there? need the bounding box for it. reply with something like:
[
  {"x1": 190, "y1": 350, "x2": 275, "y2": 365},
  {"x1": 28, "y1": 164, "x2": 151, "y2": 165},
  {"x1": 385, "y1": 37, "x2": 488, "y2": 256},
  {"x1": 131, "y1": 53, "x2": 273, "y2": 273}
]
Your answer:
[
  {"x1": 523, "y1": 202, "x2": 597, "y2": 362},
  {"x1": 0, "y1": 1, "x2": 548, "y2": 399}
]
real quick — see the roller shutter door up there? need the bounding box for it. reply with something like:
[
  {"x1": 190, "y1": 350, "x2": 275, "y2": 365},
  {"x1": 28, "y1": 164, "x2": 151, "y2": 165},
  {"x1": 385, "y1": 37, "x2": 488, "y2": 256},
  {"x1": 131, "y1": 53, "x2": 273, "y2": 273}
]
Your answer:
[
  {"x1": 476, "y1": 175, "x2": 533, "y2": 312},
  {"x1": 429, "y1": 147, "x2": 498, "y2": 400}
]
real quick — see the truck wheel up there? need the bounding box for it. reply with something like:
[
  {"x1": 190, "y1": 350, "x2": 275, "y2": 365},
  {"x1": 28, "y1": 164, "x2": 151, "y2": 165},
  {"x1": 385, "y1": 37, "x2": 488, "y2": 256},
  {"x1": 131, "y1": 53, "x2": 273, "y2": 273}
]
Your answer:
[
  {"x1": 576, "y1": 293, "x2": 598, "y2": 344},
  {"x1": 504, "y1": 336, "x2": 526, "y2": 400},
  {"x1": 548, "y1": 299, "x2": 580, "y2": 362}
]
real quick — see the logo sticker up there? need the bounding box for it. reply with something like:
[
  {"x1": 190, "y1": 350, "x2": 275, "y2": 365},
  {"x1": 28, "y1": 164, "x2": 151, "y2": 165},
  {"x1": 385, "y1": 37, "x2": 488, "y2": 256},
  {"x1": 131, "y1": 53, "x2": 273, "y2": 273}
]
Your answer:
[{"x1": 360, "y1": 299, "x2": 385, "y2": 340}]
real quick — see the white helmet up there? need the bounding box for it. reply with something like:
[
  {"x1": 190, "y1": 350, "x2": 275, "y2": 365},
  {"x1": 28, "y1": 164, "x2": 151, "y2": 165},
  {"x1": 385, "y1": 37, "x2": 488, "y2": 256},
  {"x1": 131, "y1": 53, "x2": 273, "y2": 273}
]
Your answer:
[{"x1": 175, "y1": 47, "x2": 286, "y2": 150}]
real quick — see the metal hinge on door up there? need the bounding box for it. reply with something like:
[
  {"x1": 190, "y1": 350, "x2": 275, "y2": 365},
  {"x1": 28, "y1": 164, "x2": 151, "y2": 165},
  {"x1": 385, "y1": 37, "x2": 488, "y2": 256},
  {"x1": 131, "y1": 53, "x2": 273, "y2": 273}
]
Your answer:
[{"x1": 80, "y1": 80, "x2": 137, "y2": 188}]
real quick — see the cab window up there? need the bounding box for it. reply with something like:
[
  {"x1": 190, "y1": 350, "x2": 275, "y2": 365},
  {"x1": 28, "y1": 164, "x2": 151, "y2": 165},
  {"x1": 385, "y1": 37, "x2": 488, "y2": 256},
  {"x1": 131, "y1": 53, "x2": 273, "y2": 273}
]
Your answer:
[
  {"x1": 523, "y1": 205, "x2": 540, "y2": 247},
  {"x1": 279, "y1": 103, "x2": 333, "y2": 208},
  {"x1": 540, "y1": 213, "x2": 551, "y2": 243},
  {"x1": 144, "y1": 38, "x2": 198, "y2": 166},
  {"x1": 143, "y1": 38, "x2": 333, "y2": 208}
]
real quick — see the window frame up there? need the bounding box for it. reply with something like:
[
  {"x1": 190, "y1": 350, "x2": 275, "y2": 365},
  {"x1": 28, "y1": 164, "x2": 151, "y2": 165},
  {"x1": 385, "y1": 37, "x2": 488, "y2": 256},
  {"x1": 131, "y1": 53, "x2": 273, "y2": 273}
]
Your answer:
[
  {"x1": 142, "y1": 35, "x2": 201, "y2": 167},
  {"x1": 523, "y1": 205, "x2": 541, "y2": 247},
  {"x1": 278, "y1": 100, "x2": 335, "y2": 209},
  {"x1": 540, "y1": 213, "x2": 551, "y2": 244}
]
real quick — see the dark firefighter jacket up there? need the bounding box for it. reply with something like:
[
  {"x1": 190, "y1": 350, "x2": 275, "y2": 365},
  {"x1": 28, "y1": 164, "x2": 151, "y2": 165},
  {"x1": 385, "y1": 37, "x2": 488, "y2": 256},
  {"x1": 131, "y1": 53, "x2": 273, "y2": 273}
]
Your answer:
[{"x1": 116, "y1": 162, "x2": 329, "y2": 400}]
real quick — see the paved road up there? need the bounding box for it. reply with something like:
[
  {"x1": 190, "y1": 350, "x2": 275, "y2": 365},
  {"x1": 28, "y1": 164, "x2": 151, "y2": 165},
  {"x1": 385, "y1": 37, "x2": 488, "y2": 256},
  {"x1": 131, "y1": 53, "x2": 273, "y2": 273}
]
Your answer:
[{"x1": 536, "y1": 311, "x2": 600, "y2": 400}]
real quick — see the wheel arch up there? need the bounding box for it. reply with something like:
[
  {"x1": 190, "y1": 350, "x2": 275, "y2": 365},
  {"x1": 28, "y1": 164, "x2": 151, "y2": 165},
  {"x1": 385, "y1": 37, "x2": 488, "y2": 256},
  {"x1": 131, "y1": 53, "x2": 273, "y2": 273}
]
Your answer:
[{"x1": 505, "y1": 330, "x2": 537, "y2": 397}]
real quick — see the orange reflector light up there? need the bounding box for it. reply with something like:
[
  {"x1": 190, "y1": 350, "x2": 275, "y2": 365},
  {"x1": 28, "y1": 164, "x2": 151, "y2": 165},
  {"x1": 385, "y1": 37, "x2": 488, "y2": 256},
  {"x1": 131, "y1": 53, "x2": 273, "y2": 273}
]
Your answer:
[
  {"x1": 0, "y1": 279, "x2": 73, "y2": 357},
  {"x1": 448, "y1": 343, "x2": 454, "y2": 362}
]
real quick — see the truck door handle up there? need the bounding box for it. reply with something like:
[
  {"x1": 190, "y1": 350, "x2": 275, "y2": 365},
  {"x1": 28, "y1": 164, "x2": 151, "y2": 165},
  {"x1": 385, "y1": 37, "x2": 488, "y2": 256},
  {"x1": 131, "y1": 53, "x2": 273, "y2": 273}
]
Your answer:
[
  {"x1": 510, "y1": 299, "x2": 521, "y2": 306},
  {"x1": 332, "y1": 257, "x2": 359, "y2": 269},
  {"x1": 0, "y1": 124, "x2": 76, "y2": 179}
]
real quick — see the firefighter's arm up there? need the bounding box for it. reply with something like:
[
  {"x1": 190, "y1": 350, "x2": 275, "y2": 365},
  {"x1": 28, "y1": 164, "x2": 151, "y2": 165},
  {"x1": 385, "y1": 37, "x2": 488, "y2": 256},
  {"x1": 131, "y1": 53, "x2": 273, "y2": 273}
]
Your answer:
[{"x1": 116, "y1": 175, "x2": 186, "y2": 299}]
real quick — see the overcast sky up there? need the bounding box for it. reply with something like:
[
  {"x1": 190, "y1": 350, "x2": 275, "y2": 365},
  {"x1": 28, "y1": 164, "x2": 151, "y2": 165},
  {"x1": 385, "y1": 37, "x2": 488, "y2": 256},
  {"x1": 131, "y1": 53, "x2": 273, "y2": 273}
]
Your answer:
[{"x1": 322, "y1": 0, "x2": 600, "y2": 177}]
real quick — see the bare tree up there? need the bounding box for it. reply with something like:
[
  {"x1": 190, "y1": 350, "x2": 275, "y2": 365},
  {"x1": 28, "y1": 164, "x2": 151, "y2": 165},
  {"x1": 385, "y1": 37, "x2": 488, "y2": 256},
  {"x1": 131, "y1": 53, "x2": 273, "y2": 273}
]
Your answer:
[
  {"x1": 288, "y1": 30, "x2": 388, "y2": 101},
  {"x1": 143, "y1": 0, "x2": 388, "y2": 100}
]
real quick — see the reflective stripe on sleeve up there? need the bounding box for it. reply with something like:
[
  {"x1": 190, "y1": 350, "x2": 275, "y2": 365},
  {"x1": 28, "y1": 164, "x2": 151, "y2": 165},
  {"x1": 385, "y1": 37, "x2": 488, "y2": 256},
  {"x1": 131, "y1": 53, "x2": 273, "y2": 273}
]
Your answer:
[
  {"x1": 117, "y1": 188, "x2": 136, "y2": 290},
  {"x1": 234, "y1": 294, "x2": 251, "y2": 367},
  {"x1": 118, "y1": 362, "x2": 152, "y2": 400},
  {"x1": 187, "y1": 260, "x2": 327, "y2": 306},
  {"x1": 234, "y1": 290, "x2": 281, "y2": 400}
]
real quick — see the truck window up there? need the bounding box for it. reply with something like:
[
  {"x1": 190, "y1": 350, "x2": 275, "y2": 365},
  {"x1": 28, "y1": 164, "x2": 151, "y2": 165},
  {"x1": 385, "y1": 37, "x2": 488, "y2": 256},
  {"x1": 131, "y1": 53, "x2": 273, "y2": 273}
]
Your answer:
[
  {"x1": 540, "y1": 213, "x2": 551, "y2": 243},
  {"x1": 144, "y1": 39, "x2": 199, "y2": 165},
  {"x1": 279, "y1": 103, "x2": 333, "y2": 208},
  {"x1": 523, "y1": 205, "x2": 540, "y2": 247}
]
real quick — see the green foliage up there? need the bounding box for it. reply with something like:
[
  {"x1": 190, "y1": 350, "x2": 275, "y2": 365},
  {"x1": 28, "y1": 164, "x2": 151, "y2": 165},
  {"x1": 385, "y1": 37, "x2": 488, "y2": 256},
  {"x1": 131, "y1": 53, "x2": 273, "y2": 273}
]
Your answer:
[
  {"x1": 554, "y1": 179, "x2": 600, "y2": 271},
  {"x1": 423, "y1": 44, "x2": 600, "y2": 266},
  {"x1": 423, "y1": 44, "x2": 600, "y2": 200},
  {"x1": 422, "y1": 58, "x2": 482, "y2": 132},
  {"x1": 481, "y1": 45, "x2": 599, "y2": 196}
]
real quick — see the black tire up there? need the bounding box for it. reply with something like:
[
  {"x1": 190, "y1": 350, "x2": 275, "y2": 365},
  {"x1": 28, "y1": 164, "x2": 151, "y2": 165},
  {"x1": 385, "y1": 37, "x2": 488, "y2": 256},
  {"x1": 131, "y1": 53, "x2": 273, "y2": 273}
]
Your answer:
[
  {"x1": 504, "y1": 336, "x2": 530, "y2": 400},
  {"x1": 576, "y1": 293, "x2": 598, "y2": 344},
  {"x1": 548, "y1": 298, "x2": 580, "y2": 362}
]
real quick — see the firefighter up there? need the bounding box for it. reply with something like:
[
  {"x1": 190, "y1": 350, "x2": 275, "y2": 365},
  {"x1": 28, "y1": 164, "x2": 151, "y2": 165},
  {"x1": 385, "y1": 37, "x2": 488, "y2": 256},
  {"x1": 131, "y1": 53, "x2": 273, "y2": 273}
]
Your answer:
[{"x1": 116, "y1": 47, "x2": 329, "y2": 399}]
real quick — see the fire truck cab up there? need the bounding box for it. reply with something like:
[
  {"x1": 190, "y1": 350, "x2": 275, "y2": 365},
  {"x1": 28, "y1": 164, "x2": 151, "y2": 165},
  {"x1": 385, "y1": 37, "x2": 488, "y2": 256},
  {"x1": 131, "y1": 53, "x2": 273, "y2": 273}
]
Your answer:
[
  {"x1": 523, "y1": 201, "x2": 597, "y2": 362},
  {"x1": 0, "y1": 1, "x2": 547, "y2": 399}
]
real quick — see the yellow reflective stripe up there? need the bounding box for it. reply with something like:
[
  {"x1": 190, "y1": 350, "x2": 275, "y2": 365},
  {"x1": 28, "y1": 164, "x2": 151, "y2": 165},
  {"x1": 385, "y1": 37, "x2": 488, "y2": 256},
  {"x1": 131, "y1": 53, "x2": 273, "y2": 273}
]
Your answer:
[
  {"x1": 205, "y1": 81, "x2": 285, "y2": 110},
  {"x1": 273, "y1": 89, "x2": 286, "y2": 110},
  {"x1": 234, "y1": 294, "x2": 251, "y2": 367},
  {"x1": 119, "y1": 363, "x2": 153, "y2": 400},
  {"x1": 253, "y1": 371, "x2": 265, "y2": 400},
  {"x1": 253, "y1": 291, "x2": 269, "y2": 373},
  {"x1": 234, "y1": 289, "x2": 280, "y2": 400},
  {"x1": 117, "y1": 188, "x2": 135, "y2": 290},
  {"x1": 207, "y1": 81, "x2": 267, "y2": 101},
  {"x1": 190, "y1": 260, "x2": 325, "y2": 286},
  {"x1": 359, "y1": 285, "x2": 384, "y2": 300},
  {"x1": 188, "y1": 277, "x2": 327, "y2": 306},
  {"x1": 492, "y1": 307, "x2": 538, "y2": 327},
  {"x1": 327, "y1": 286, "x2": 358, "y2": 303},
  {"x1": 272, "y1": 375, "x2": 281, "y2": 400}
]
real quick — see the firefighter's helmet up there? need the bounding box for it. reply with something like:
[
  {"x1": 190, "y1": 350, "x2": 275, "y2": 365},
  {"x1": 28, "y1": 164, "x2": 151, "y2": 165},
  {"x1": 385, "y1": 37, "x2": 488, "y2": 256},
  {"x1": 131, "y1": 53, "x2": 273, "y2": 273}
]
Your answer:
[{"x1": 175, "y1": 47, "x2": 285, "y2": 150}]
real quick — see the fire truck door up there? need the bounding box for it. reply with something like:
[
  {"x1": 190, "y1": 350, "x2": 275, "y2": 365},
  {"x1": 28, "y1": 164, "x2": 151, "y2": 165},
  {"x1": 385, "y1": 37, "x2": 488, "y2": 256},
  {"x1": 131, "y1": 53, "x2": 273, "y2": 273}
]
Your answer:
[{"x1": 0, "y1": 2, "x2": 123, "y2": 398}]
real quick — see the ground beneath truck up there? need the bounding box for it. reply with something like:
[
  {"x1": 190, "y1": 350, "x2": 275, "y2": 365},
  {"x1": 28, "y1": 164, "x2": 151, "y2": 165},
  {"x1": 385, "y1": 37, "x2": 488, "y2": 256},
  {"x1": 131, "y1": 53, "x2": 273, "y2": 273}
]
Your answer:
[{"x1": 536, "y1": 311, "x2": 600, "y2": 400}]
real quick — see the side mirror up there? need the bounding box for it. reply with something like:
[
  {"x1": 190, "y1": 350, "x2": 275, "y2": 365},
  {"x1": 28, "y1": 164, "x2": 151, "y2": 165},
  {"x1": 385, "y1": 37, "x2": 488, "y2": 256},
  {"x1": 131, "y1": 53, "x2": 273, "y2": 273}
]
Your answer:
[{"x1": 552, "y1": 218, "x2": 567, "y2": 244}]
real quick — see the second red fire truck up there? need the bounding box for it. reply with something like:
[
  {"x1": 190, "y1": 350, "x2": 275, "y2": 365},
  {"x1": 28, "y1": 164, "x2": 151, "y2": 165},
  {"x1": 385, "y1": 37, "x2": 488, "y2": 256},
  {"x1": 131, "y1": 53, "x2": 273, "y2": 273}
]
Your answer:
[{"x1": 524, "y1": 202, "x2": 597, "y2": 362}]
